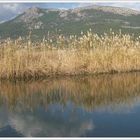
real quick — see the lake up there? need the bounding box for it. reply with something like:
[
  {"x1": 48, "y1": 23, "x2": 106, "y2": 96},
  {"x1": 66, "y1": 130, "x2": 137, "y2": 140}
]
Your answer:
[{"x1": 0, "y1": 73, "x2": 140, "y2": 137}]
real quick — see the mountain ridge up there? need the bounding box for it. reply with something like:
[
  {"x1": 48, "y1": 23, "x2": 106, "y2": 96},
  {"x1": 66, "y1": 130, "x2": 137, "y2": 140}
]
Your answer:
[{"x1": 0, "y1": 5, "x2": 140, "y2": 40}]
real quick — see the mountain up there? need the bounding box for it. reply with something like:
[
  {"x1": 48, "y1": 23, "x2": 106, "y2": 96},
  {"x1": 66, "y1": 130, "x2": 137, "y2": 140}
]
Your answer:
[{"x1": 0, "y1": 5, "x2": 140, "y2": 40}]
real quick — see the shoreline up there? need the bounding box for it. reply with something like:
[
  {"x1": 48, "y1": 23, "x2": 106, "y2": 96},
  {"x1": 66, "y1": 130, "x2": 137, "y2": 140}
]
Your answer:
[{"x1": 1, "y1": 70, "x2": 140, "y2": 82}]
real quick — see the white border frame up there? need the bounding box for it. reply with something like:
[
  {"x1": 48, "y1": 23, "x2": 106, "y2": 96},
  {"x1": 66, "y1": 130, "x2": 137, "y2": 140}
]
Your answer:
[
  {"x1": 2, "y1": 138, "x2": 140, "y2": 139},
  {"x1": 0, "y1": 0, "x2": 140, "y2": 139},
  {"x1": 0, "y1": 0, "x2": 140, "y2": 3}
]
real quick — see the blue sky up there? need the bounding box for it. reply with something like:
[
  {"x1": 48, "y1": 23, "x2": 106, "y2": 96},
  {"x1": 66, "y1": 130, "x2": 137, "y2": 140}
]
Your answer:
[{"x1": 0, "y1": 2, "x2": 140, "y2": 22}]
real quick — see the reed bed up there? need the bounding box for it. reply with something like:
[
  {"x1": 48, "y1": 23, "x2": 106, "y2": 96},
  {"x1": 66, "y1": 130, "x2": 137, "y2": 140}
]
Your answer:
[{"x1": 1, "y1": 30, "x2": 140, "y2": 80}]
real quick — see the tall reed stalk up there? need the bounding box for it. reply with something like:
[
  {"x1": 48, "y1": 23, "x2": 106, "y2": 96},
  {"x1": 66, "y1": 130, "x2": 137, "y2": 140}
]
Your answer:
[{"x1": 0, "y1": 30, "x2": 140, "y2": 80}]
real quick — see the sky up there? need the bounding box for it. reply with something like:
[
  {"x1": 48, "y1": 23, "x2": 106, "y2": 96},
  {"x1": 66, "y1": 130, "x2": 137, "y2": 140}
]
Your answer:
[{"x1": 0, "y1": 2, "x2": 140, "y2": 22}]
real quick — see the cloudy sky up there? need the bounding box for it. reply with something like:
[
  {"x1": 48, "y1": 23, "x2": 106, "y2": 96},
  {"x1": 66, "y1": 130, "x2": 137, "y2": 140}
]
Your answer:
[{"x1": 0, "y1": 2, "x2": 140, "y2": 22}]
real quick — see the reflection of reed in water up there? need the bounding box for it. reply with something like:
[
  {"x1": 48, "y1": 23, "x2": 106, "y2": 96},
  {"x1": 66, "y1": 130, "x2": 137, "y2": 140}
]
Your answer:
[{"x1": 0, "y1": 72, "x2": 140, "y2": 111}]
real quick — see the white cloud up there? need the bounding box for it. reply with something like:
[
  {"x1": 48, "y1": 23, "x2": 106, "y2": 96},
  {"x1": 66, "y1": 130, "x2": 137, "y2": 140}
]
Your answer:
[
  {"x1": 77, "y1": 2, "x2": 140, "y2": 11},
  {"x1": 0, "y1": 4, "x2": 27, "y2": 14},
  {"x1": 0, "y1": 4, "x2": 30, "y2": 22},
  {"x1": 9, "y1": 109, "x2": 95, "y2": 137},
  {"x1": 77, "y1": 3, "x2": 94, "y2": 8},
  {"x1": 2, "y1": 4, "x2": 19, "y2": 12},
  {"x1": 96, "y1": 2, "x2": 140, "y2": 11}
]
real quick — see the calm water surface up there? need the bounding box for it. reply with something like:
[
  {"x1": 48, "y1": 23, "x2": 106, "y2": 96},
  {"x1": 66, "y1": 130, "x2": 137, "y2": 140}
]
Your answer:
[{"x1": 0, "y1": 73, "x2": 140, "y2": 137}]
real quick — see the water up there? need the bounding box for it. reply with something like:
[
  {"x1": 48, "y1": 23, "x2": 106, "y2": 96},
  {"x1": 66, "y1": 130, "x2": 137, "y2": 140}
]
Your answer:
[{"x1": 0, "y1": 73, "x2": 140, "y2": 137}]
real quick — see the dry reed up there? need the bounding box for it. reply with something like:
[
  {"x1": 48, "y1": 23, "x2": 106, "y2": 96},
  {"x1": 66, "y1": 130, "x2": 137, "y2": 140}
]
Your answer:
[{"x1": 0, "y1": 30, "x2": 140, "y2": 80}]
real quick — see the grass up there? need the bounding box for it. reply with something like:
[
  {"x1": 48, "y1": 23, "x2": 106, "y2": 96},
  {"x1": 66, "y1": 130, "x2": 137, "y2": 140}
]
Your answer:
[{"x1": 1, "y1": 30, "x2": 140, "y2": 80}]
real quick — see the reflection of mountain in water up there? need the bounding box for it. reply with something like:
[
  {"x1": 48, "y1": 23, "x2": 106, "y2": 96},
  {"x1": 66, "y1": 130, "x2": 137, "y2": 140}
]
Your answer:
[
  {"x1": 0, "y1": 72, "x2": 140, "y2": 136},
  {"x1": 9, "y1": 104, "x2": 94, "y2": 137},
  {"x1": 0, "y1": 125, "x2": 23, "y2": 137}
]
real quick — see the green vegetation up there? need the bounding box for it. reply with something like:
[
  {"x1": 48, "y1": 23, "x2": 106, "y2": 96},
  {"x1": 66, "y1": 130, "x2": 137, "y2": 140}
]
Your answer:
[{"x1": 1, "y1": 8, "x2": 140, "y2": 39}]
